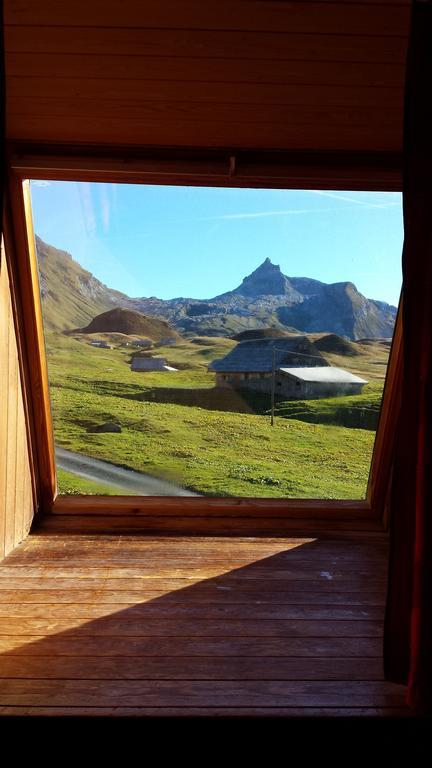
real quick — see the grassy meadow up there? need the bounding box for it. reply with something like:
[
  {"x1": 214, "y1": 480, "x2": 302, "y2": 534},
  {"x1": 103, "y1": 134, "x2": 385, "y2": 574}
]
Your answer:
[{"x1": 45, "y1": 331, "x2": 390, "y2": 499}]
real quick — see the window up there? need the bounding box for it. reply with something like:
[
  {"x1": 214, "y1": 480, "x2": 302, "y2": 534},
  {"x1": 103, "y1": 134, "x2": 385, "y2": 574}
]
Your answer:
[{"x1": 24, "y1": 178, "x2": 402, "y2": 502}]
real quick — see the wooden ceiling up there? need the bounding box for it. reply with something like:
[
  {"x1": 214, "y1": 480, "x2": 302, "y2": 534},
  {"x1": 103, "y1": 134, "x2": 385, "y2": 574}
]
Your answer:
[{"x1": 4, "y1": 0, "x2": 410, "y2": 153}]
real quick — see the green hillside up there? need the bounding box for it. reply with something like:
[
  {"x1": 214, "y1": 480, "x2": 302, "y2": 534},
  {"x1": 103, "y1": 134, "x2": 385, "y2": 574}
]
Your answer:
[
  {"x1": 36, "y1": 236, "x2": 129, "y2": 331},
  {"x1": 45, "y1": 332, "x2": 388, "y2": 498}
]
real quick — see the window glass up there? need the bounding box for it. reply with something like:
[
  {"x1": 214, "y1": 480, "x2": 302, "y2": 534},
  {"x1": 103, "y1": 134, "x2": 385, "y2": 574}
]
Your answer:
[{"x1": 29, "y1": 181, "x2": 403, "y2": 499}]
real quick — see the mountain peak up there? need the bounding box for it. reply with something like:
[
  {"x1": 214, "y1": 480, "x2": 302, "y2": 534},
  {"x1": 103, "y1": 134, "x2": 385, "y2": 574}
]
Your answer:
[
  {"x1": 235, "y1": 258, "x2": 299, "y2": 299},
  {"x1": 36, "y1": 234, "x2": 398, "y2": 341},
  {"x1": 211, "y1": 257, "x2": 302, "y2": 301},
  {"x1": 256, "y1": 257, "x2": 280, "y2": 272}
]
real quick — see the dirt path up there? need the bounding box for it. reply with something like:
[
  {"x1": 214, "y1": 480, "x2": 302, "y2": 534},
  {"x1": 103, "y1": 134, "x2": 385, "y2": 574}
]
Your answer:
[{"x1": 56, "y1": 447, "x2": 200, "y2": 496}]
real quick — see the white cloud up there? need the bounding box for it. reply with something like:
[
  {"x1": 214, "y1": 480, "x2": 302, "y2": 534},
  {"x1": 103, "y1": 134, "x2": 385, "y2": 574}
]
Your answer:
[
  {"x1": 100, "y1": 183, "x2": 111, "y2": 232},
  {"x1": 79, "y1": 182, "x2": 96, "y2": 237},
  {"x1": 195, "y1": 207, "x2": 343, "y2": 222},
  {"x1": 192, "y1": 199, "x2": 399, "y2": 223},
  {"x1": 309, "y1": 190, "x2": 400, "y2": 209}
]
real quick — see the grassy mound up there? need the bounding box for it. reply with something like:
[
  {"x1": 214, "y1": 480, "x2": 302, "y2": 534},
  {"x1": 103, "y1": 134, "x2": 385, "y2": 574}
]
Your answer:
[
  {"x1": 232, "y1": 328, "x2": 292, "y2": 342},
  {"x1": 74, "y1": 307, "x2": 181, "y2": 342},
  {"x1": 313, "y1": 333, "x2": 361, "y2": 356}
]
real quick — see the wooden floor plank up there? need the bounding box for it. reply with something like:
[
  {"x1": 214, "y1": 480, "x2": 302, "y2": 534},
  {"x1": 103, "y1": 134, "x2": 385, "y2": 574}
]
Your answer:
[
  {"x1": 0, "y1": 530, "x2": 408, "y2": 716},
  {"x1": 0, "y1": 679, "x2": 407, "y2": 708},
  {"x1": 5, "y1": 541, "x2": 386, "y2": 551},
  {"x1": 0, "y1": 636, "x2": 383, "y2": 656},
  {"x1": 0, "y1": 656, "x2": 385, "y2": 681},
  {"x1": 0, "y1": 602, "x2": 385, "y2": 620},
  {"x1": 2, "y1": 541, "x2": 388, "y2": 560},
  {"x1": 2, "y1": 560, "x2": 386, "y2": 572},
  {"x1": 0, "y1": 577, "x2": 388, "y2": 591},
  {"x1": 1, "y1": 557, "x2": 387, "y2": 569},
  {"x1": 0, "y1": 706, "x2": 412, "y2": 717},
  {"x1": 0, "y1": 589, "x2": 387, "y2": 605},
  {"x1": 0, "y1": 563, "x2": 386, "y2": 588},
  {"x1": 0, "y1": 551, "x2": 389, "y2": 566},
  {"x1": 0, "y1": 617, "x2": 384, "y2": 637}
]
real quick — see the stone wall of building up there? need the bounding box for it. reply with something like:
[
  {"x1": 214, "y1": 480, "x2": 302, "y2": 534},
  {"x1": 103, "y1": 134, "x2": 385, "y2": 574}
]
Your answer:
[{"x1": 215, "y1": 372, "x2": 364, "y2": 399}]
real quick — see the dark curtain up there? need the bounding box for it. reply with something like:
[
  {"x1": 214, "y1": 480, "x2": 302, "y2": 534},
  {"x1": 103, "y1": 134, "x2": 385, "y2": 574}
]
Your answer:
[{"x1": 384, "y1": 0, "x2": 432, "y2": 714}]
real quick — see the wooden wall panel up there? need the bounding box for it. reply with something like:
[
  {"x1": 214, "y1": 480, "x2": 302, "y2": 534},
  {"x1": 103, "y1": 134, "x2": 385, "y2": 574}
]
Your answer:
[
  {"x1": 6, "y1": 79, "x2": 403, "y2": 109},
  {"x1": 5, "y1": 116, "x2": 402, "y2": 153},
  {"x1": 4, "y1": 27, "x2": 408, "y2": 64},
  {"x1": 3, "y1": 1, "x2": 410, "y2": 153},
  {"x1": 0, "y1": 243, "x2": 35, "y2": 559},
  {"x1": 5, "y1": 54, "x2": 406, "y2": 87},
  {"x1": 3, "y1": 1, "x2": 410, "y2": 34}
]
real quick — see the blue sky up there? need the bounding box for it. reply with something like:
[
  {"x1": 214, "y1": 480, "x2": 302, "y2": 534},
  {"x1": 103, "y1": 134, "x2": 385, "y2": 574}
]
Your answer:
[{"x1": 30, "y1": 181, "x2": 403, "y2": 306}]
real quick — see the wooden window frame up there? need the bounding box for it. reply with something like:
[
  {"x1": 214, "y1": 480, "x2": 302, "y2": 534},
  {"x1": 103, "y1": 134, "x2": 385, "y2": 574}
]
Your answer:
[{"x1": 4, "y1": 144, "x2": 403, "y2": 530}]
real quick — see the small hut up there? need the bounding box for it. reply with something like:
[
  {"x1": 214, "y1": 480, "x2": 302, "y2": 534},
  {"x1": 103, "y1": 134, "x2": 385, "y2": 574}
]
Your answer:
[
  {"x1": 132, "y1": 338, "x2": 153, "y2": 349},
  {"x1": 209, "y1": 337, "x2": 367, "y2": 398},
  {"x1": 90, "y1": 340, "x2": 112, "y2": 349},
  {"x1": 131, "y1": 357, "x2": 177, "y2": 372}
]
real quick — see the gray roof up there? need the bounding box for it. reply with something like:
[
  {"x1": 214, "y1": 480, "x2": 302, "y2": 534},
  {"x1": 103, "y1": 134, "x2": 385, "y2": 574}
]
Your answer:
[
  {"x1": 279, "y1": 367, "x2": 368, "y2": 384},
  {"x1": 209, "y1": 336, "x2": 328, "y2": 373},
  {"x1": 131, "y1": 357, "x2": 177, "y2": 372},
  {"x1": 133, "y1": 338, "x2": 152, "y2": 346}
]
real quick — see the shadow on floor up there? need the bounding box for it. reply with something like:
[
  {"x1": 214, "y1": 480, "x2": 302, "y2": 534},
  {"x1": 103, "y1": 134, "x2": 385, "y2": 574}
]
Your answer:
[{"x1": 0, "y1": 533, "x2": 406, "y2": 715}]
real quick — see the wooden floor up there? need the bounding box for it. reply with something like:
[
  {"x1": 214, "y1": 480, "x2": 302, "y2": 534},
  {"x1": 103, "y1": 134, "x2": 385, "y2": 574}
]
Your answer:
[{"x1": 0, "y1": 529, "x2": 408, "y2": 717}]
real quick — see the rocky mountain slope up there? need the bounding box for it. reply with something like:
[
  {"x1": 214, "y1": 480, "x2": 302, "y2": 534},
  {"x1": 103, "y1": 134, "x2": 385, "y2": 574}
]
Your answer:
[
  {"x1": 36, "y1": 236, "x2": 397, "y2": 340},
  {"x1": 36, "y1": 236, "x2": 131, "y2": 331},
  {"x1": 206, "y1": 258, "x2": 397, "y2": 339}
]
